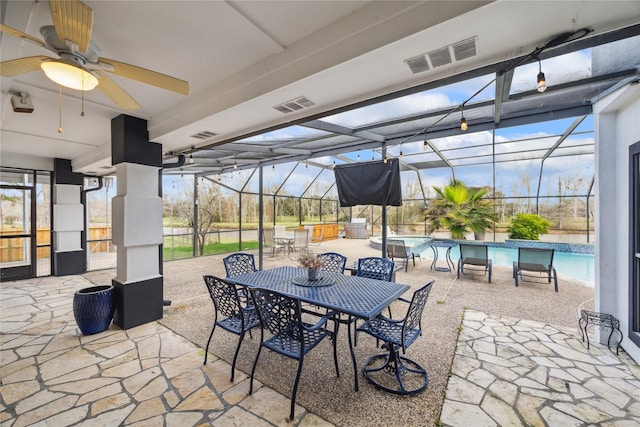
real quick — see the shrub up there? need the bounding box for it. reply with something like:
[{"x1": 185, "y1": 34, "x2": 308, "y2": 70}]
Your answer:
[{"x1": 507, "y1": 214, "x2": 550, "y2": 240}]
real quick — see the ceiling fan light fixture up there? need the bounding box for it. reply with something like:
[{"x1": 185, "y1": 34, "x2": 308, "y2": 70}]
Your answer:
[{"x1": 41, "y1": 60, "x2": 98, "y2": 91}]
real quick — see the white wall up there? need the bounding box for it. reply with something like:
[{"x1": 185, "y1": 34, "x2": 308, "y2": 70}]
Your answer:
[{"x1": 594, "y1": 81, "x2": 640, "y2": 363}]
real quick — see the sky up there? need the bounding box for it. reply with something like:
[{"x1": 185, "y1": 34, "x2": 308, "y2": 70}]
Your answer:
[{"x1": 163, "y1": 49, "x2": 595, "y2": 202}]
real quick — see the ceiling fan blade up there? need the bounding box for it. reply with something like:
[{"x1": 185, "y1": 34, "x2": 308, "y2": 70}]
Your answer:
[
  {"x1": 98, "y1": 57, "x2": 190, "y2": 95},
  {"x1": 49, "y1": 0, "x2": 93, "y2": 53},
  {"x1": 95, "y1": 70, "x2": 142, "y2": 111},
  {"x1": 0, "y1": 56, "x2": 52, "y2": 77},
  {"x1": 0, "y1": 24, "x2": 47, "y2": 48}
]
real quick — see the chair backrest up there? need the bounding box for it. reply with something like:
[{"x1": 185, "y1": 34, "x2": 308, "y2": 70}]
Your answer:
[
  {"x1": 263, "y1": 228, "x2": 275, "y2": 246},
  {"x1": 387, "y1": 239, "x2": 408, "y2": 258},
  {"x1": 223, "y1": 253, "x2": 256, "y2": 278},
  {"x1": 357, "y1": 257, "x2": 394, "y2": 281},
  {"x1": 403, "y1": 281, "x2": 434, "y2": 340},
  {"x1": 460, "y1": 244, "x2": 488, "y2": 261},
  {"x1": 275, "y1": 225, "x2": 287, "y2": 236},
  {"x1": 518, "y1": 247, "x2": 554, "y2": 270},
  {"x1": 250, "y1": 288, "x2": 303, "y2": 346},
  {"x1": 203, "y1": 275, "x2": 243, "y2": 319},
  {"x1": 317, "y1": 252, "x2": 347, "y2": 273},
  {"x1": 292, "y1": 229, "x2": 308, "y2": 249},
  {"x1": 304, "y1": 225, "x2": 315, "y2": 242}
]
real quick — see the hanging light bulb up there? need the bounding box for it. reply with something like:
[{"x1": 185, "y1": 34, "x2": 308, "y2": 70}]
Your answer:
[
  {"x1": 460, "y1": 104, "x2": 468, "y2": 131},
  {"x1": 357, "y1": 152, "x2": 360, "y2": 160},
  {"x1": 383, "y1": 156, "x2": 388, "y2": 164},
  {"x1": 399, "y1": 150, "x2": 403, "y2": 160},
  {"x1": 188, "y1": 154, "x2": 194, "y2": 164},
  {"x1": 272, "y1": 163, "x2": 275, "y2": 170},
  {"x1": 536, "y1": 59, "x2": 547, "y2": 93},
  {"x1": 233, "y1": 159, "x2": 238, "y2": 170},
  {"x1": 333, "y1": 158, "x2": 336, "y2": 166},
  {"x1": 305, "y1": 162, "x2": 308, "y2": 169},
  {"x1": 423, "y1": 138, "x2": 428, "y2": 151}
]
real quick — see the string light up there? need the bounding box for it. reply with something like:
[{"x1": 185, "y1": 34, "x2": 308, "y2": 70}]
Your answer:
[
  {"x1": 537, "y1": 58, "x2": 547, "y2": 93},
  {"x1": 399, "y1": 143, "x2": 403, "y2": 160},
  {"x1": 383, "y1": 155, "x2": 388, "y2": 164},
  {"x1": 423, "y1": 138, "x2": 428, "y2": 151},
  {"x1": 188, "y1": 154, "x2": 194, "y2": 164},
  {"x1": 233, "y1": 159, "x2": 238, "y2": 170},
  {"x1": 460, "y1": 104, "x2": 468, "y2": 132}
]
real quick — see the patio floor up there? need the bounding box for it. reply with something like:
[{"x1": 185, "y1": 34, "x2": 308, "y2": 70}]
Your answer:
[{"x1": 2, "y1": 237, "x2": 638, "y2": 426}]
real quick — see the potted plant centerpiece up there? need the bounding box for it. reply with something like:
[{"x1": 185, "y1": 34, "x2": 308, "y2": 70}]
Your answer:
[{"x1": 298, "y1": 252, "x2": 324, "y2": 281}]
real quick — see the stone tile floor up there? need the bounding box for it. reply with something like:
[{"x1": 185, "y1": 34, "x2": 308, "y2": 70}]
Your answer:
[
  {"x1": 0, "y1": 275, "x2": 333, "y2": 426},
  {"x1": 441, "y1": 310, "x2": 640, "y2": 426},
  {"x1": 2, "y1": 274, "x2": 639, "y2": 426}
]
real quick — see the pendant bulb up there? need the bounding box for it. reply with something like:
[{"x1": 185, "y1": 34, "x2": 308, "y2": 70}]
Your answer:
[
  {"x1": 460, "y1": 117, "x2": 468, "y2": 132},
  {"x1": 399, "y1": 150, "x2": 403, "y2": 160}
]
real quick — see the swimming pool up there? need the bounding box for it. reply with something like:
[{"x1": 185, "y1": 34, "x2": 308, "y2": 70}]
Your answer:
[{"x1": 370, "y1": 236, "x2": 595, "y2": 284}]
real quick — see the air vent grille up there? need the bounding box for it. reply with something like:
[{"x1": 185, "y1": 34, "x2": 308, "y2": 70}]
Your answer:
[
  {"x1": 190, "y1": 131, "x2": 217, "y2": 140},
  {"x1": 405, "y1": 37, "x2": 478, "y2": 75},
  {"x1": 405, "y1": 55, "x2": 430, "y2": 74},
  {"x1": 453, "y1": 38, "x2": 477, "y2": 61},
  {"x1": 273, "y1": 96, "x2": 315, "y2": 114},
  {"x1": 428, "y1": 47, "x2": 452, "y2": 68}
]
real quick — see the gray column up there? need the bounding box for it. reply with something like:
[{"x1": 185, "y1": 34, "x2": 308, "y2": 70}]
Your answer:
[
  {"x1": 52, "y1": 158, "x2": 85, "y2": 276},
  {"x1": 111, "y1": 115, "x2": 164, "y2": 329}
]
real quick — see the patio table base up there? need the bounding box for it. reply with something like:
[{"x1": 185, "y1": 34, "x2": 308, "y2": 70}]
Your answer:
[{"x1": 361, "y1": 344, "x2": 428, "y2": 395}]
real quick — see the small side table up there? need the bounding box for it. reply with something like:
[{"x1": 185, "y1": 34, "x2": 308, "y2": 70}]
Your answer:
[
  {"x1": 579, "y1": 310, "x2": 623, "y2": 355},
  {"x1": 427, "y1": 241, "x2": 456, "y2": 273}
]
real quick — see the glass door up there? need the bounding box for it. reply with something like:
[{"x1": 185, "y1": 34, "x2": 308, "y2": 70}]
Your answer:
[{"x1": 1, "y1": 170, "x2": 37, "y2": 281}]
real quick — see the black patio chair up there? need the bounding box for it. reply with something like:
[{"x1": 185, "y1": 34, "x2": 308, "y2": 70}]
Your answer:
[
  {"x1": 202, "y1": 275, "x2": 260, "y2": 381},
  {"x1": 317, "y1": 252, "x2": 347, "y2": 274},
  {"x1": 387, "y1": 239, "x2": 416, "y2": 272},
  {"x1": 351, "y1": 257, "x2": 395, "y2": 343},
  {"x1": 248, "y1": 288, "x2": 339, "y2": 420},
  {"x1": 513, "y1": 247, "x2": 558, "y2": 292},
  {"x1": 357, "y1": 256, "x2": 394, "y2": 281},
  {"x1": 356, "y1": 280, "x2": 434, "y2": 395},
  {"x1": 457, "y1": 244, "x2": 492, "y2": 283},
  {"x1": 223, "y1": 252, "x2": 256, "y2": 277}
]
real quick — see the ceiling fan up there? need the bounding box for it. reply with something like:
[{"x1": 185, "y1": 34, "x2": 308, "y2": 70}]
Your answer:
[{"x1": 0, "y1": 0, "x2": 189, "y2": 110}]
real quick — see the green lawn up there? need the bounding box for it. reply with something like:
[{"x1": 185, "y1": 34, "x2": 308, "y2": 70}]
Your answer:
[{"x1": 163, "y1": 241, "x2": 259, "y2": 260}]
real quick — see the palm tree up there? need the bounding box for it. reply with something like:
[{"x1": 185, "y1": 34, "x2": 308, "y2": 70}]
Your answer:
[{"x1": 424, "y1": 180, "x2": 497, "y2": 239}]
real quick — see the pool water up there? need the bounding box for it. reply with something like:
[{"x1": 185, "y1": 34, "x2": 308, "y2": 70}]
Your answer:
[{"x1": 421, "y1": 245, "x2": 594, "y2": 284}]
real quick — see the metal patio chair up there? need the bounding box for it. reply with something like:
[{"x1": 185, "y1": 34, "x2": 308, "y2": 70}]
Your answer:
[
  {"x1": 457, "y1": 244, "x2": 492, "y2": 283},
  {"x1": 513, "y1": 247, "x2": 558, "y2": 292},
  {"x1": 387, "y1": 239, "x2": 416, "y2": 272},
  {"x1": 356, "y1": 280, "x2": 434, "y2": 395},
  {"x1": 288, "y1": 228, "x2": 309, "y2": 255},
  {"x1": 357, "y1": 256, "x2": 394, "y2": 281},
  {"x1": 248, "y1": 288, "x2": 339, "y2": 420},
  {"x1": 317, "y1": 252, "x2": 347, "y2": 274},
  {"x1": 202, "y1": 275, "x2": 260, "y2": 381},
  {"x1": 263, "y1": 228, "x2": 285, "y2": 257},
  {"x1": 223, "y1": 252, "x2": 256, "y2": 277}
]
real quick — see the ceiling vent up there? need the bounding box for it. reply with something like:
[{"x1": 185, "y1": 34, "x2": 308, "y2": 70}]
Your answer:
[
  {"x1": 273, "y1": 96, "x2": 315, "y2": 114},
  {"x1": 190, "y1": 131, "x2": 217, "y2": 140},
  {"x1": 405, "y1": 37, "x2": 478, "y2": 74}
]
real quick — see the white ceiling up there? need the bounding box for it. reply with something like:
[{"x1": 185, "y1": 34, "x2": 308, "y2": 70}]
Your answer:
[{"x1": 1, "y1": 0, "x2": 639, "y2": 175}]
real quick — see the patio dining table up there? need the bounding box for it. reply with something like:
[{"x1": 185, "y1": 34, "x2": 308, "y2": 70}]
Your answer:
[{"x1": 227, "y1": 266, "x2": 410, "y2": 391}]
